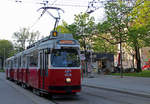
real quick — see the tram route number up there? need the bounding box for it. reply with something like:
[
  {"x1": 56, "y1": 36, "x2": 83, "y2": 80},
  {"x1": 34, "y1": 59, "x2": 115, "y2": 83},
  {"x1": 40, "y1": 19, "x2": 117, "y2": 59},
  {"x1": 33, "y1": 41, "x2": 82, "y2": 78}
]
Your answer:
[{"x1": 65, "y1": 70, "x2": 72, "y2": 76}]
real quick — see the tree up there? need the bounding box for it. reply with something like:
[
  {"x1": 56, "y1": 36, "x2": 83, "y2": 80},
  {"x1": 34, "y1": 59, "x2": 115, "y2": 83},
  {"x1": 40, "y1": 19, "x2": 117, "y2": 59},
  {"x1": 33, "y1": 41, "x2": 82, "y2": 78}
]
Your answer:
[
  {"x1": 127, "y1": 25, "x2": 150, "y2": 72},
  {"x1": 92, "y1": 33, "x2": 118, "y2": 53},
  {"x1": 67, "y1": 13, "x2": 95, "y2": 51},
  {"x1": 99, "y1": 0, "x2": 150, "y2": 72},
  {"x1": 13, "y1": 28, "x2": 40, "y2": 51},
  {"x1": 127, "y1": 0, "x2": 150, "y2": 72},
  {"x1": 28, "y1": 31, "x2": 40, "y2": 46},
  {"x1": 0, "y1": 40, "x2": 14, "y2": 69},
  {"x1": 131, "y1": 0, "x2": 150, "y2": 27},
  {"x1": 97, "y1": 1, "x2": 132, "y2": 75},
  {"x1": 56, "y1": 20, "x2": 70, "y2": 34}
]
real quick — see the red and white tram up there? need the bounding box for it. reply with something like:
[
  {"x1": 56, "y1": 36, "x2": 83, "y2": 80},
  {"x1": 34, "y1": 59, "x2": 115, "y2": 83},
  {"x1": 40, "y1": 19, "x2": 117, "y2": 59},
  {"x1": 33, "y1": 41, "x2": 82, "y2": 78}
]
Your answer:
[{"x1": 5, "y1": 31, "x2": 81, "y2": 95}]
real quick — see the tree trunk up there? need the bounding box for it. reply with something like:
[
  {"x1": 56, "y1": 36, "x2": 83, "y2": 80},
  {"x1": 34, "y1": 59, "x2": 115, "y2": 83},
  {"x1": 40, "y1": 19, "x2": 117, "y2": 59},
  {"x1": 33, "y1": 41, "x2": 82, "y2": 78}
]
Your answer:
[
  {"x1": 135, "y1": 45, "x2": 142, "y2": 72},
  {"x1": 120, "y1": 41, "x2": 123, "y2": 78},
  {"x1": 132, "y1": 54, "x2": 135, "y2": 68},
  {"x1": 0, "y1": 57, "x2": 4, "y2": 69}
]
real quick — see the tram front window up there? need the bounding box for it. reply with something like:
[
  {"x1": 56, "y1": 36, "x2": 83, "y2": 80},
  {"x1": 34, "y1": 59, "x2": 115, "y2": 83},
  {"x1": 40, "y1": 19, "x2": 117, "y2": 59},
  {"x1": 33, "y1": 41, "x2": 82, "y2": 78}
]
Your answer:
[{"x1": 51, "y1": 49, "x2": 80, "y2": 67}]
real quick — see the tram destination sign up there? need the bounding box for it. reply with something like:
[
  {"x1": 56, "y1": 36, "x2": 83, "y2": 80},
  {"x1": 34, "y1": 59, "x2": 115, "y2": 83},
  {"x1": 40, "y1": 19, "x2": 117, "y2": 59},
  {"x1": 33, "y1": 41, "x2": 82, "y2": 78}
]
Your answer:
[{"x1": 58, "y1": 40, "x2": 75, "y2": 45}]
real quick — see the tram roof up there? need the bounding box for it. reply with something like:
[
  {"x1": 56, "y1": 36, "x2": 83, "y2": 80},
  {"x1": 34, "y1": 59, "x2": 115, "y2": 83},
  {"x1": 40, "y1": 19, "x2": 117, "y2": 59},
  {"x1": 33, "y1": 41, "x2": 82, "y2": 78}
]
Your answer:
[
  {"x1": 22, "y1": 32, "x2": 79, "y2": 54},
  {"x1": 6, "y1": 56, "x2": 14, "y2": 61}
]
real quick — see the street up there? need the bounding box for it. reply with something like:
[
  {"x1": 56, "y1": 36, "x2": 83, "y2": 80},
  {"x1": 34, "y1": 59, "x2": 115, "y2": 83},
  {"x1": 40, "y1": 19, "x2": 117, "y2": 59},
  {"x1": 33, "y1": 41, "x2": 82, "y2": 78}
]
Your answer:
[
  {"x1": 0, "y1": 74, "x2": 35, "y2": 104},
  {"x1": 51, "y1": 86, "x2": 150, "y2": 104},
  {"x1": 0, "y1": 72, "x2": 150, "y2": 104}
]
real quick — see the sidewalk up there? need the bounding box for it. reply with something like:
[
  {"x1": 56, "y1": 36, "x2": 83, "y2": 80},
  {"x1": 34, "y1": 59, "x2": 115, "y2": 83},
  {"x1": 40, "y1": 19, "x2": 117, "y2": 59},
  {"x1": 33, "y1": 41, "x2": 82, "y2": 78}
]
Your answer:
[{"x1": 82, "y1": 74, "x2": 150, "y2": 98}]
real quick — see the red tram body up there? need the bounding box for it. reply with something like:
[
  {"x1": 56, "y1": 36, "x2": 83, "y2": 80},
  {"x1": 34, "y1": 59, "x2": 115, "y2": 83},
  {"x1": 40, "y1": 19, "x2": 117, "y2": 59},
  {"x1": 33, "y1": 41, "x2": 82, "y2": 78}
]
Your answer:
[{"x1": 5, "y1": 31, "x2": 81, "y2": 95}]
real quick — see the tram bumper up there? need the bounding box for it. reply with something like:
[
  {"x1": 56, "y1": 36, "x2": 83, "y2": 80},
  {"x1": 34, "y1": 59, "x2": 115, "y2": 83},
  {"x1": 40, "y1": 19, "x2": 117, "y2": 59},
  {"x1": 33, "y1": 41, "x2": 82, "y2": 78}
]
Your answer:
[{"x1": 48, "y1": 85, "x2": 81, "y2": 93}]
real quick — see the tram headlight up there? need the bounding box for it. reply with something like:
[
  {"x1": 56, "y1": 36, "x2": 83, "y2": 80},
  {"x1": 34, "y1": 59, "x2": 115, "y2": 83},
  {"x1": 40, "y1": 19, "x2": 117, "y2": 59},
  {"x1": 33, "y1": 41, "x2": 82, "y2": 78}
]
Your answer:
[{"x1": 66, "y1": 78, "x2": 71, "y2": 83}]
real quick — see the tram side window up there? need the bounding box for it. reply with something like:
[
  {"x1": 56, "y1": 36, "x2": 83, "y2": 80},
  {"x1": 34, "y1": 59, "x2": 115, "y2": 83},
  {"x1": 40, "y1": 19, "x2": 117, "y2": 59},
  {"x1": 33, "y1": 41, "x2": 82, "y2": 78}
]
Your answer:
[
  {"x1": 8, "y1": 61, "x2": 10, "y2": 69},
  {"x1": 22, "y1": 55, "x2": 26, "y2": 68},
  {"x1": 18, "y1": 56, "x2": 21, "y2": 68},
  {"x1": 14, "y1": 58, "x2": 17, "y2": 68},
  {"x1": 5, "y1": 61, "x2": 8, "y2": 69},
  {"x1": 29, "y1": 51, "x2": 38, "y2": 67},
  {"x1": 10, "y1": 60, "x2": 13, "y2": 68}
]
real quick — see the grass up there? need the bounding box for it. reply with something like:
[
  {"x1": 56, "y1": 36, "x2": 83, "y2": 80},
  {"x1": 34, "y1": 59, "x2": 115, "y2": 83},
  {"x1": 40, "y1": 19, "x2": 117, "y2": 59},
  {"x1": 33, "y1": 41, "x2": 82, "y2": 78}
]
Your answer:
[
  {"x1": 110, "y1": 70, "x2": 150, "y2": 78},
  {"x1": 0, "y1": 69, "x2": 5, "y2": 72}
]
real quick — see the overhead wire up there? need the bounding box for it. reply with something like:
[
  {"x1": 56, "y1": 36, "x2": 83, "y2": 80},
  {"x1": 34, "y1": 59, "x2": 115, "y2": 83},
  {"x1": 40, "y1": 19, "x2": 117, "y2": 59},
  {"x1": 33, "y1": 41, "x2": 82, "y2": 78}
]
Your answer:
[
  {"x1": 30, "y1": 1, "x2": 88, "y2": 31},
  {"x1": 30, "y1": 0, "x2": 65, "y2": 31},
  {"x1": 30, "y1": 0, "x2": 50, "y2": 29},
  {"x1": 51, "y1": 0, "x2": 58, "y2": 6},
  {"x1": 11, "y1": 0, "x2": 90, "y2": 30},
  {"x1": 13, "y1": 0, "x2": 89, "y2": 7},
  {"x1": 49, "y1": 3, "x2": 87, "y2": 7}
]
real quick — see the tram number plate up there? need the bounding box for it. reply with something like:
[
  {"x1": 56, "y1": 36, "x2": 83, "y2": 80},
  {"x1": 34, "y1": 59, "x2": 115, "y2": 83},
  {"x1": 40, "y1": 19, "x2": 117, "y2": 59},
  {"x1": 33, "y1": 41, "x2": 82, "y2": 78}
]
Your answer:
[{"x1": 65, "y1": 70, "x2": 72, "y2": 76}]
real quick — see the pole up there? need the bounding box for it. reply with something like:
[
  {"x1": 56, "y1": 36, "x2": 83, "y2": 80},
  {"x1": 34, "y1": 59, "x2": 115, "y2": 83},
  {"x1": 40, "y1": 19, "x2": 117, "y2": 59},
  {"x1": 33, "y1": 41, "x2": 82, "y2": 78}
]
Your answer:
[
  {"x1": 120, "y1": 41, "x2": 123, "y2": 78},
  {"x1": 82, "y1": 26, "x2": 88, "y2": 77},
  {"x1": 3, "y1": 48, "x2": 5, "y2": 70}
]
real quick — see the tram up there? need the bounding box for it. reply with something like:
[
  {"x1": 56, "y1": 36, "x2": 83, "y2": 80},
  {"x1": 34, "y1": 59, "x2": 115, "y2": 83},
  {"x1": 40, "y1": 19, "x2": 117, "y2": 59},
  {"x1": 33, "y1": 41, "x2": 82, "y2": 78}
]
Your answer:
[{"x1": 5, "y1": 31, "x2": 81, "y2": 95}]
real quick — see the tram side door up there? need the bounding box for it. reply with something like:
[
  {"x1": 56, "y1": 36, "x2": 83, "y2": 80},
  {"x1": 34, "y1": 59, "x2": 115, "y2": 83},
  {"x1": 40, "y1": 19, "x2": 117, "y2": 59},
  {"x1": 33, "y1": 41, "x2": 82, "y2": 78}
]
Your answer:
[
  {"x1": 39, "y1": 50, "x2": 48, "y2": 89},
  {"x1": 40, "y1": 51, "x2": 44, "y2": 89}
]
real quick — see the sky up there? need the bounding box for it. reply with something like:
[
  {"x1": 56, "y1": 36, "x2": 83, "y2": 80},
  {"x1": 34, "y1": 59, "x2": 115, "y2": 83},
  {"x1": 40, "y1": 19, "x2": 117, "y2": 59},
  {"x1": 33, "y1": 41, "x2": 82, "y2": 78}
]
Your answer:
[{"x1": 0, "y1": 0, "x2": 105, "y2": 42}]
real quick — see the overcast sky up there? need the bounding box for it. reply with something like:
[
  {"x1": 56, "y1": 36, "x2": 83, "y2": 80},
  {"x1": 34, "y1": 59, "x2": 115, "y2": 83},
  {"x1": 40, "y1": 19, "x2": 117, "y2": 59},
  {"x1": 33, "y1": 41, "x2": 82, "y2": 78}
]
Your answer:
[{"x1": 0, "y1": 0, "x2": 105, "y2": 41}]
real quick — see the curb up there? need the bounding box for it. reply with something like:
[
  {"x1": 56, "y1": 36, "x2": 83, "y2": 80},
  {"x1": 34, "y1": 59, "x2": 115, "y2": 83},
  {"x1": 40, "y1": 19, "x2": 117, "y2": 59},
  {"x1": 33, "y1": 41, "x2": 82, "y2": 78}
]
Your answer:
[{"x1": 82, "y1": 84, "x2": 150, "y2": 98}]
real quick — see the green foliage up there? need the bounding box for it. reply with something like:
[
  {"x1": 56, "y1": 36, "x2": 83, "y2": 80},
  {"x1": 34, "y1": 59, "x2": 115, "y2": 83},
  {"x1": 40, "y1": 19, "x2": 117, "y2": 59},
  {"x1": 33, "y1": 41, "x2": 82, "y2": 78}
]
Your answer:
[
  {"x1": 92, "y1": 34, "x2": 117, "y2": 53},
  {"x1": 0, "y1": 69, "x2": 5, "y2": 72},
  {"x1": 74, "y1": 12, "x2": 95, "y2": 36},
  {"x1": 95, "y1": 1, "x2": 132, "y2": 56},
  {"x1": 56, "y1": 25, "x2": 70, "y2": 33},
  {"x1": 131, "y1": 0, "x2": 150, "y2": 28},
  {"x1": 0, "y1": 40, "x2": 14, "y2": 59},
  {"x1": 111, "y1": 70, "x2": 150, "y2": 78},
  {"x1": 128, "y1": 25, "x2": 150, "y2": 48},
  {"x1": 101, "y1": 1, "x2": 131, "y2": 43},
  {"x1": 65, "y1": 24, "x2": 82, "y2": 41},
  {"x1": 66, "y1": 13, "x2": 95, "y2": 50},
  {"x1": 65, "y1": 12, "x2": 117, "y2": 53},
  {"x1": 56, "y1": 20, "x2": 70, "y2": 33},
  {"x1": 129, "y1": 0, "x2": 150, "y2": 47},
  {"x1": 124, "y1": 0, "x2": 150, "y2": 72}
]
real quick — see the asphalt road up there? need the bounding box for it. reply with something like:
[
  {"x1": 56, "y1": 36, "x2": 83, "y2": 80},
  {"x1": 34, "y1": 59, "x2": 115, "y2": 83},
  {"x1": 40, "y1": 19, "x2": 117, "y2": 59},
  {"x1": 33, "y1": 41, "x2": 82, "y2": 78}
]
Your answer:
[
  {"x1": 51, "y1": 86, "x2": 150, "y2": 104},
  {"x1": 0, "y1": 72, "x2": 54, "y2": 104},
  {"x1": 1, "y1": 72, "x2": 150, "y2": 104},
  {"x1": 0, "y1": 76, "x2": 35, "y2": 104}
]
